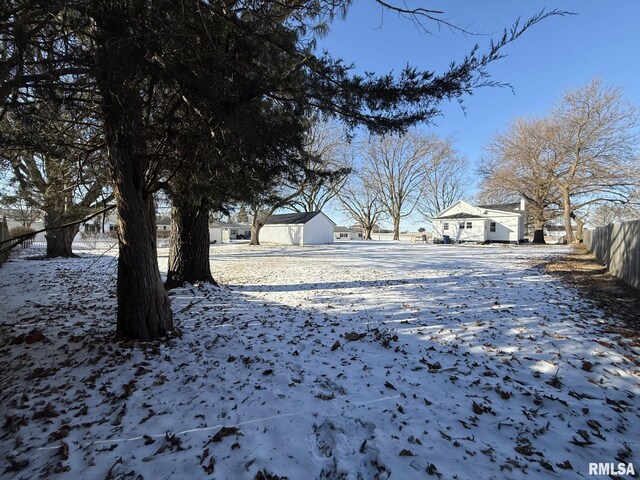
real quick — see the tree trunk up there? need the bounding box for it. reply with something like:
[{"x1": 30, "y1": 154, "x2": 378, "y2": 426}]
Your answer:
[
  {"x1": 95, "y1": 9, "x2": 174, "y2": 340},
  {"x1": 100, "y1": 91, "x2": 173, "y2": 339},
  {"x1": 561, "y1": 188, "x2": 574, "y2": 244},
  {"x1": 392, "y1": 215, "x2": 400, "y2": 241},
  {"x1": 531, "y1": 217, "x2": 546, "y2": 244},
  {"x1": 250, "y1": 220, "x2": 262, "y2": 246},
  {"x1": 43, "y1": 209, "x2": 80, "y2": 257},
  {"x1": 45, "y1": 224, "x2": 80, "y2": 258},
  {"x1": 166, "y1": 200, "x2": 215, "y2": 289},
  {"x1": 364, "y1": 225, "x2": 373, "y2": 240}
]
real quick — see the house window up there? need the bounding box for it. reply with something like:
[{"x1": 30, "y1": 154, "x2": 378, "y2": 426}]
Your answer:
[
  {"x1": 443, "y1": 222, "x2": 449, "y2": 231},
  {"x1": 466, "y1": 222, "x2": 472, "y2": 229},
  {"x1": 490, "y1": 222, "x2": 496, "y2": 232},
  {"x1": 339, "y1": 233, "x2": 348, "y2": 238},
  {"x1": 459, "y1": 222, "x2": 465, "y2": 229}
]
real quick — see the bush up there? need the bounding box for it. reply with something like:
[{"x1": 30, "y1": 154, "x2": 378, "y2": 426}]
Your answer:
[{"x1": 9, "y1": 226, "x2": 36, "y2": 247}]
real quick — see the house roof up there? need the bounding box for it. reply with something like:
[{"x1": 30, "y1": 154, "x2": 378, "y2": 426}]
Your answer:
[
  {"x1": 334, "y1": 226, "x2": 352, "y2": 233},
  {"x1": 210, "y1": 220, "x2": 251, "y2": 229},
  {"x1": 477, "y1": 202, "x2": 523, "y2": 213},
  {"x1": 265, "y1": 211, "x2": 333, "y2": 225},
  {"x1": 438, "y1": 213, "x2": 485, "y2": 220}
]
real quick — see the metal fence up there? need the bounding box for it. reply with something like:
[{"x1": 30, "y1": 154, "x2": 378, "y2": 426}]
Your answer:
[
  {"x1": 583, "y1": 219, "x2": 640, "y2": 290},
  {"x1": 24, "y1": 235, "x2": 170, "y2": 251}
]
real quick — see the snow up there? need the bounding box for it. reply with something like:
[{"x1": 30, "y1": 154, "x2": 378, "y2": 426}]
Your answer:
[{"x1": 1, "y1": 242, "x2": 638, "y2": 479}]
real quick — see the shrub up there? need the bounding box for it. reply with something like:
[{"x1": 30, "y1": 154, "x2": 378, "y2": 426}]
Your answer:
[{"x1": 9, "y1": 226, "x2": 36, "y2": 247}]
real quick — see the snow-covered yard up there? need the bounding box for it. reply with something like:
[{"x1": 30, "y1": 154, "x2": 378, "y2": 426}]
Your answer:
[{"x1": 1, "y1": 243, "x2": 638, "y2": 479}]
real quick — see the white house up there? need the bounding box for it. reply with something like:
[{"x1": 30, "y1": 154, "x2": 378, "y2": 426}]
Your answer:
[
  {"x1": 334, "y1": 226, "x2": 364, "y2": 241},
  {"x1": 209, "y1": 221, "x2": 251, "y2": 244},
  {"x1": 432, "y1": 200, "x2": 526, "y2": 243},
  {"x1": 260, "y1": 211, "x2": 335, "y2": 245}
]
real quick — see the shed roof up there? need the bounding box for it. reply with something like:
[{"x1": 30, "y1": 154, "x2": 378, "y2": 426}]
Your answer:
[{"x1": 265, "y1": 211, "x2": 329, "y2": 225}]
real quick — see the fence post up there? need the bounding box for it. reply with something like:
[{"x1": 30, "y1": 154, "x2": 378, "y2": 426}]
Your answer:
[{"x1": 0, "y1": 216, "x2": 10, "y2": 267}]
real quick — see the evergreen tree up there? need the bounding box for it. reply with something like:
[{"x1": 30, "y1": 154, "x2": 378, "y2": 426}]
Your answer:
[{"x1": 1, "y1": 1, "x2": 562, "y2": 338}]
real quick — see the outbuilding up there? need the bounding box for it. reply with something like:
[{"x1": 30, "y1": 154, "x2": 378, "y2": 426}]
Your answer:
[
  {"x1": 209, "y1": 220, "x2": 251, "y2": 244},
  {"x1": 260, "y1": 211, "x2": 335, "y2": 245}
]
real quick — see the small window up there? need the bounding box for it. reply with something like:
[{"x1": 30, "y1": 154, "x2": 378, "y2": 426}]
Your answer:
[
  {"x1": 443, "y1": 222, "x2": 449, "y2": 231},
  {"x1": 459, "y1": 222, "x2": 465, "y2": 229},
  {"x1": 340, "y1": 233, "x2": 348, "y2": 238},
  {"x1": 490, "y1": 222, "x2": 496, "y2": 232},
  {"x1": 466, "y1": 222, "x2": 472, "y2": 229}
]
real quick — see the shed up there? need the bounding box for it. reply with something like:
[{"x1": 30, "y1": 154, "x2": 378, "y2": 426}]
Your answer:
[
  {"x1": 260, "y1": 211, "x2": 335, "y2": 245},
  {"x1": 209, "y1": 221, "x2": 251, "y2": 244}
]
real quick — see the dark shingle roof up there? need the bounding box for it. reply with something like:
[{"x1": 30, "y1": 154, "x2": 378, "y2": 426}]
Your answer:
[
  {"x1": 477, "y1": 202, "x2": 522, "y2": 213},
  {"x1": 438, "y1": 213, "x2": 485, "y2": 220},
  {"x1": 265, "y1": 211, "x2": 324, "y2": 225}
]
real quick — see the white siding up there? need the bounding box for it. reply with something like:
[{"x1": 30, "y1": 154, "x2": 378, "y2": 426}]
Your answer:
[
  {"x1": 260, "y1": 224, "x2": 304, "y2": 245},
  {"x1": 484, "y1": 211, "x2": 522, "y2": 242},
  {"x1": 434, "y1": 201, "x2": 525, "y2": 243},
  {"x1": 260, "y1": 213, "x2": 334, "y2": 245},
  {"x1": 209, "y1": 227, "x2": 223, "y2": 244},
  {"x1": 303, "y1": 214, "x2": 334, "y2": 245},
  {"x1": 455, "y1": 219, "x2": 487, "y2": 242},
  {"x1": 439, "y1": 201, "x2": 480, "y2": 217},
  {"x1": 435, "y1": 219, "x2": 486, "y2": 242}
]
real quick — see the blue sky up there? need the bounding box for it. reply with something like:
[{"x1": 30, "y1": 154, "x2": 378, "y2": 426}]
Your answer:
[{"x1": 317, "y1": 1, "x2": 640, "y2": 230}]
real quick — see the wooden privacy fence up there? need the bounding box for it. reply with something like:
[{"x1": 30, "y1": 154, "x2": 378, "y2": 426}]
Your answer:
[
  {"x1": 0, "y1": 217, "x2": 10, "y2": 267},
  {"x1": 583, "y1": 219, "x2": 640, "y2": 290}
]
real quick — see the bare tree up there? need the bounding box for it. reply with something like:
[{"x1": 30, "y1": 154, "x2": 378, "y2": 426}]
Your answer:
[
  {"x1": 0, "y1": 194, "x2": 41, "y2": 227},
  {"x1": 288, "y1": 118, "x2": 352, "y2": 213},
  {"x1": 479, "y1": 117, "x2": 561, "y2": 243},
  {"x1": 588, "y1": 189, "x2": 640, "y2": 226},
  {"x1": 551, "y1": 78, "x2": 640, "y2": 243},
  {"x1": 337, "y1": 175, "x2": 383, "y2": 240},
  {"x1": 417, "y1": 137, "x2": 471, "y2": 221},
  {"x1": 364, "y1": 132, "x2": 439, "y2": 240}
]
